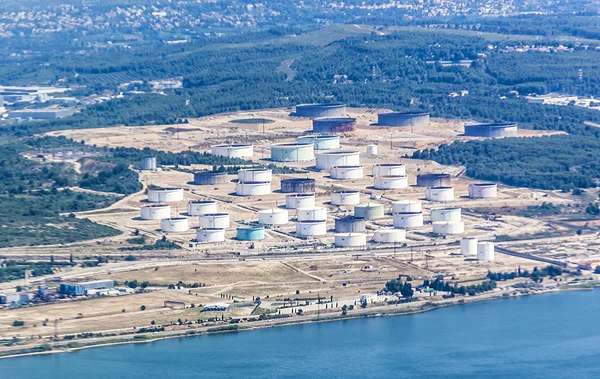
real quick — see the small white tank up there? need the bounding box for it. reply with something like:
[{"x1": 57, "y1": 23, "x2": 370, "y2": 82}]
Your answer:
[
  {"x1": 393, "y1": 212, "x2": 424, "y2": 228},
  {"x1": 468, "y1": 183, "x2": 498, "y2": 199},
  {"x1": 297, "y1": 207, "x2": 328, "y2": 221},
  {"x1": 425, "y1": 186, "x2": 454, "y2": 202},
  {"x1": 140, "y1": 204, "x2": 171, "y2": 220},
  {"x1": 140, "y1": 157, "x2": 157, "y2": 171},
  {"x1": 258, "y1": 208, "x2": 289, "y2": 226},
  {"x1": 160, "y1": 217, "x2": 189, "y2": 233},
  {"x1": 196, "y1": 228, "x2": 225, "y2": 243},
  {"x1": 367, "y1": 144, "x2": 378, "y2": 156},
  {"x1": 330, "y1": 166, "x2": 364, "y2": 180},
  {"x1": 331, "y1": 190, "x2": 361, "y2": 206},
  {"x1": 477, "y1": 242, "x2": 495, "y2": 261},
  {"x1": 147, "y1": 188, "x2": 184, "y2": 203},
  {"x1": 432, "y1": 221, "x2": 464, "y2": 235},
  {"x1": 187, "y1": 200, "x2": 217, "y2": 216},
  {"x1": 238, "y1": 168, "x2": 272, "y2": 183},
  {"x1": 296, "y1": 220, "x2": 327, "y2": 236},
  {"x1": 373, "y1": 229, "x2": 406, "y2": 243},
  {"x1": 372, "y1": 164, "x2": 406, "y2": 177},
  {"x1": 236, "y1": 181, "x2": 271, "y2": 196},
  {"x1": 431, "y1": 207, "x2": 461, "y2": 222},
  {"x1": 335, "y1": 233, "x2": 367, "y2": 247},
  {"x1": 285, "y1": 194, "x2": 315, "y2": 209},
  {"x1": 392, "y1": 200, "x2": 421, "y2": 213},
  {"x1": 199, "y1": 213, "x2": 230, "y2": 229},
  {"x1": 461, "y1": 237, "x2": 478, "y2": 256},
  {"x1": 374, "y1": 176, "x2": 408, "y2": 190}
]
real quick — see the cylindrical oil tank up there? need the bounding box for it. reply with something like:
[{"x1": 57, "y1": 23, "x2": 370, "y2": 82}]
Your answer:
[
  {"x1": 330, "y1": 166, "x2": 363, "y2": 180},
  {"x1": 296, "y1": 220, "x2": 327, "y2": 236},
  {"x1": 477, "y1": 242, "x2": 495, "y2": 261},
  {"x1": 416, "y1": 173, "x2": 451, "y2": 187},
  {"x1": 432, "y1": 221, "x2": 464, "y2": 235},
  {"x1": 312, "y1": 118, "x2": 356, "y2": 133},
  {"x1": 270, "y1": 143, "x2": 314, "y2": 162},
  {"x1": 187, "y1": 200, "x2": 218, "y2": 216},
  {"x1": 237, "y1": 226, "x2": 265, "y2": 241},
  {"x1": 464, "y1": 123, "x2": 518, "y2": 138},
  {"x1": 373, "y1": 229, "x2": 406, "y2": 243},
  {"x1": 280, "y1": 178, "x2": 315, "y2": 193},
  {"x1": 285, "y1": 193, "x2": 315, "y2": 209},
  {"x1": 199, "y1": 213, "x2": 230, "y2": 229},
  {"x1": 140, "y1": 204, "x2": 171, "y2": 220},
  {"x1": 147, "y1": 187, "x2": 184, "y2": 203},
  {"x1": 461, "y1": 237, "x2": 478, "y2": 256},
  {"x1": 374, "y1": 176, "x2": 408, "y2": 190},
  {"x1": 354, "y1": 203, "x2": 384, "y2": 220},
  {"x1": 236, "y1": 181, "x2": 271, "y2": 196},
  {"x1": 377, "y1": 111, "x2": 430, "y2": 127},
  {"x1": 392, "y1": 200, "x2": 422, "y2": 213},
  {"x1": 295, "y1": 103, "x2": 346, "y2": 118},
  {"x1": 160, "y1": 217, "x2": 189, "y2": 233},
  {"x1": 316, "y1": 151, "x2": 360, "y2": 170},
  {"x1": 468, "y1": 183, "x2": 498, "y2": 199},
  {"x1": 297, "y1": 207, "x2": 327, "y2": 221},
  {"x1": 393, "y1": 212, "x2": 424, "y2": 228},
  {"x1": 210, "y1": 144, "x2": 253, "y2": 158},
  {"x1": 426, "y1": 186, "x2": 455, "y2": 202},
  {"x1": 367, "y1": 144, "x2": 378, "y2": 156},
  {"x1": 196, "y1": 228, "x2": 225, "y2": 243},
  {"x1": 372, "y1": 163, "x2": 406, "y2": 177},
  {"x1": 335, "y1": 216, "x2": 366, "y2": 233},
  {"x1": 297, "y1": 135, "x2": 340, "y2": 150},
  {"x1": 193, "y1": 171, "x2": 228, "y2": 185},
  {"x1": 258, "y1": 208, "x2": 289, "y2": 226},
  {"x1": 140, "y1": 156, "x2": 157, "y2": 171},
  {"x1": 238, "y1": 168, "x2": 272, "y2": 183},
  {"x1": 431, "y1": 207, "x2": 461, "y2": 222},
  {"x1": 331, "y1": 190, "x2": 361, "y2": 206},
  {"x1": 335, "y1": 233, "x2": 367, "y2": 248}
]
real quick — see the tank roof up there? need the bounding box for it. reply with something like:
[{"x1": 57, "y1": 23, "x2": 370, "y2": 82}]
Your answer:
[
  {"x1": 375, "y1": 175, "x2": 408, "y2": 178},
  {"x1": 237, "y1": 225, "x2": 265, "y2": 230},
  {"x1": 239, "y1": 181, "x2": 270, "y2": 185},
  {"x1": 382, "y1": 111, "x2": 429, "y2": 116},
  {"x1": 374, "y1": 163, "x2": 405, "y2": 167},
  {"x1": 417, "y1": 173, "x2": 451, "y2": 178},
  {"x1": 272, "y1": 142, "x2": 313, "y2": 147},
  {"x1": 300, "y1": 134, "x2": 338, "y2": 139},
  {"x1": 332, "y1": 165, "x2": 362, "y2": 169},
  {"x1": 287, "y1": 193, "x2": 315, "y2": 197},
  {"x1": 149, "y1": 187, "x2": 182, "y2": 191},
  {"x1": 319, "y1": 150, "x2": 358, "y2": 155},
  {"x1": 281, "y1": 178, "x2": 315, "y2": 183},
  {"x1": 333, "y1": 190, "x2": 360, "y2": 194},
  {"x1": 212, "y1": 143, "x2": 252, "y2": 147},
  {"x1": 143, "y1": 204, "x2": 170, "y2": 208},
  {"x1": 202, "y1": 213, "x2": 229, "y2": 217},
  {"x1": 466, "y1": 122, "x2": 517, "y2": 128},
  {"x1": 164, "y1": 217, "x2": 187, "y2": 221},
  {"x1": 189, "y1": 200, "x2": 217, "y2": 204},
  {"x1": 428, "y1": 186, "x2": 453, "y2": 190},
  {"x1": 471, "y1": 182, "x2": 497, "y2": 187},
  {"x1": 296, "y1": 102, "x2": 345, "y2": 107},
  {"x1": 313, "y1": 117, "x2": 356, "y2": 122}
]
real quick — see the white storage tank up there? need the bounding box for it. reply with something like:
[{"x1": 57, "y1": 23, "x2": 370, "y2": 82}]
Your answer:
[
  {"x1": 187, "y1": 200, "x2": 218, "y2": 216},
  {"x1": 199, "y1": 213, "x2": 230, "y2": 229},
  {"x1": 258, "y1": 208, "x2": 289, "y2": 226},
  {"x1": 432, "y1": 221, "x2": 464, "y2": 235},
  {"x1": 330, "y1": 166, "x2": 364, "y2": 180},
  {"x1": 335, "y1": 233, "x2": 367, "y2": 248},
  {"x1": 367, "y1": 144, "x2": 378, "y2": 156},
  {"x1": 468, "y1": 183, "x2": 498, "y2": 199},
  {"x1": 140, "y1": 156, "x2": 157, "y2": 171},
  {"x1": 140, "y1": 204, "x2": 171, "y2": 220},
  {"x1": 354, "y1": 203, "x2": 384, "y2": 220},
  {"x1": 196, "y1": 228, "x2": 225, "y2": 243},
  {"x1": 285, "y1": 193, "x2": 315, "y2": 209},
  {"x1": 147, "y1": 187, "x2": 184, "y2": 203},
  {"x1": 236, "y1": 181, "x2": 271, "y2": 196},
  {"x1": 477, "y1": 242, "x2": 495, "y2": 261},
  {"x1": 297, "y1": 207, "x2": 328, "y2": 221},
  {"x1": 392, "y1": 200, "x2": 422, "y2": 213},
  {"x1": 296, "y1": 220, "x2": 327, "y2": 236},
  {"x1": 210, "y1": 144, "x2": 253, "y2": 158},
  {"x1": 160, "y1": 217, "x2": 189, "y2": 233},
  {"x1": 373, "y1": 229, "x2": 406, "y2": 243},
  {"x1": 331, "y1": 190, "x2": 361, "y2": 206},
  {"x1": 238, "y1": 168, "x2": 272, "y2": 183},
  {"x1": 372, "y1": 163, "x2": 406, "y2": 177},
  {"x1": 316, "y1": 151, "x2": 360, "y2": 170},
  {"x1": 374, "y1": 176, "x2": 408, "y2": 190},
  {"x1": 461, "y1": 237, "x2": 478, "y2": 257},
  {"x1": 393, "y1": 212, "x2": 424, "y2": 228},
  {"x1": 297, "y1": 134, "x2": 340, "y2": 150},
  {"x1": 270, "y1": 143, "x2": 314, "y2": 162},
  {"x1": 430, "y1": 207, "x2": 462, "y2": 222},
  {"x1": 425, "y1": 186, "x2": 454, "y2": 202}
]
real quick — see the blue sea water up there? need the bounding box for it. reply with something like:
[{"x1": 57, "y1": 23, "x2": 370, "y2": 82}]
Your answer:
[{"x1": 3, "y1": 290, "x2": 600, "y2": 378}]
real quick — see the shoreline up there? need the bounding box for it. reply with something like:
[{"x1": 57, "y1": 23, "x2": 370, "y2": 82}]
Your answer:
[{"x1": 3, "y1": 285, "x2": 593, "y2": 360}]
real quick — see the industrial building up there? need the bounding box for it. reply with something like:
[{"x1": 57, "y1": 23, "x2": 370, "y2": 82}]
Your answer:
[
  {"x1": 140, "y1": 157, "x2": 157, "y2": 171},
  {"x1": 236, "y1": 181, "x2": 271, "y2": 196},
  {"x1": 60, "y1": 280, "x2": 115, "y2": 296},
  {"x1": 373, "y1": 229, "x2": 406, "y2": 243},
  {"x1": 286, "y1": 193, "x2": 315, "y2": 209},
  {"x1": 372, "y1": 164, "x2": 406, "y2": 177},
  {"x1": 295, "y1": 103, "x2": 347, "y2": 118},
  {"x1": 316, "y1": 151, "x2": 360, "y2": 170},
  {"x1": 238, "y1": 168, "x2": 272, "y2": 183},
  {"x1": 331, "y1": 190, "x2": 361, "y2": 206},
  {"x1": 237, "y1": 226, "x2": 265, "y2": 241},
  {"x1": 464, "y1": 123, "x2": 518, "y2": 138},
  {"x1": 280, "y1": 178, "x2": 316, "y2": 193},
  {"x1": 330, "y1": 166, "x2": 363, "y2": 180},
  {"x1": 8, "y1": 107, "x2": 76, "y2": 120},
  {"x1": 425, "y1": 186, "x2": 455, "y2": 202},
  {"x1": 297, "y1": 135, "x2": 340, "y2": 150},
  {"x1": 335, "y1": 216, "x2": 366, "y2": 233},
  {"x1": 147, "y1": 187, "x2": 184, "y2": 203},
  {"x1": 354, "y1": 203, "x2": 384, "y2": 220},
  {"x1": 199, "y1": 213, "x2": 230, "y2": 229},
  {"x1": 335, "y1": 233, "x2": 367, "y2": 248},
  {"x1": 258, "y1": 209, "x2": 289, "y2": 226},
  {"x1": 393, "y1": 212, "x2": 424, "y2": 228},
  {"x1": 270, "y1": 143, "x2": 315, "y2": 162},
  {"x1": 160, "y1": 217, "x2": 189, "y2": 233},
  {"x1": 196, "y1": 228, "x2": 225, "y2": 243},
  {"x1": 312, "y1": 118, "x2": 356, "y2": 133},
  {"x1": 140, "y1": 204, "x2": 171, "y2": 220},
  {"x1": 210, "y1": 144, "x2": 254, "y2": 158},
  {"x1": 468, "y1": 183, "x2": 498, "y2": 199},
  {"x1": 193, "y1": 171, "x2": 228, "y2": 185},
  {"x1": 187, "y1": 200, "x2": 218, "y2": 216},
  {"x1": 373, "y1": 176, "x2": 409, "y2": 190},
  {"x1": 377, "y1": 111, "x2": 430, "y2": 127},
  {"x1": 416, "y1": 173, "x2": 451, "y2": 187}
]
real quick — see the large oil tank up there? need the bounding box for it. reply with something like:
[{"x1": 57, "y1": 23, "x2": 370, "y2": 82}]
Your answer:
[
  {"x1": 297, "y1": 135, "x2": 340, "y2": 150},
  {"x1": 270, "y1": 143, "x2": 314, "y2": 162},
  {"x1": 426, "y1": 186, "x2": 455, "y2": 202},
  {"x1": 140, "y1": 156, "x2": 157, "y2": 171},
  {"x1": 297, "y1": 207, "x2": 327, "y2": 221},
  {"x1": 335, "y1": 233, "x2": 367, "y2": 248},
  {"x1": 196, "y1": 228, "x2": 225, "y2": 243},
  {"x1": 316, "y1": 151, "x2": 360, "y2": 170},
  {"x1": 416, "y1": 173, "x2": 451, "y2": 187},
  {"x1": 160, "y1": 217, "x2": 189, "y2": 233},
  {"x1": 147, "y1": 187, "x2": 184, "y2": 203},
  {"x1": 296, "y1": 220, "x2": 327, "y2": 236},
  {"x1": 335, "y1": 216, "x2": 366, "y2": 233},
  {"x1": 210, "y1": 144, "x2": 253, "y2": 158},
  {"x1": 432, "y1": 221, "x2": 464, "y2": 235},
  {"x1": 373, "y1": 176, "x2": 409, "y2": 190},
  {"x1": 330, "y1": 166, "x2": 363, "y2": 180},
  {"x1": 464, "y1": 123, "x2": 518, "y2": 138},
  {"x1": 280, "y1": 178, "x2": 315, "y2": 193},
  {"x1": 331, "y1": 190, "x2": 361, "y2": 206},
  {"x1": 477, "y1": 242, "x2": 495, "y2": 261},
  {"x1": 312, "y1": 118, "x2": 356, "y2": 133},
  {"x1": 140, "y1": 204, "x2": 171, "y2": 220},
  {"x1": 193, "y1": 171, "x2": 228, "y2": 185},
  {"x1": 199, "y1": 213, "x2": 230, "y2": 229},
  {"x1": 258, "y1": 208, "x2": 289, "y2": 226},
  {"x1": 393, "y1": 212, "x2": 424, "y2": 228},
  {"x1": 354, "y1": 203, "x2": 384, "y2": 220},
  {"x1": 377, "y1": 111, "x2": 430, "y2": 127},
  {"x1": 237, "y1": 226, "x2": 265, "y2": 241},
  {"x1": 236, "y1": 181, "x2": 271, "y2": 196},
  {"x1": 430, "y1": 207, "x2": 461, "y2": 222},
  {"x1": 238, "y1": 168, "x2": 272, "y2": 183},
  {"x1": 468, "y1": 183, "x2": 498, "y2": 199},
  {"x1": 373, "y1": 229, "x2": 406, "y2": 243},
  {"x1": 392, "y1": 200, "x2": 421, "y2": 213},
  {"x1": 372, "y1": 163, "x2": 406, "y2": 177},
  {"x1": 187, "y1": 200, "x2": 218, "y2": 216},
  {"x1": 285, "y1": 193, "x2": 315, "y2": 209},
  {"x1": 295, "y1": 103, "x2": 346, "y2": 118},
  {"x1": 461, "y1": 237, "x2": 478, "y2": 256}
]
